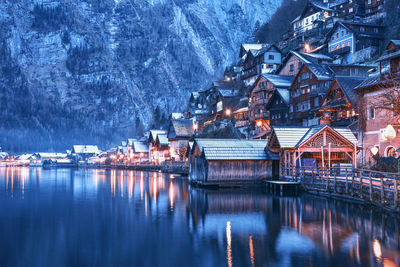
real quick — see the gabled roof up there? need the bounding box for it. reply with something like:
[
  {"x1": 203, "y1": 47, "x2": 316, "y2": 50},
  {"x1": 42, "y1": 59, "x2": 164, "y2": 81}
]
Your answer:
[
  {"x1": 193, "y1": 139, "x2": 279, "y2": 161},
  {"x1": 155, "y1": 134, "x2": 170, "y2": 146},
  {"x1": 390, "y1": 40, "x2": 400, "y2": 46},
  {"x1": 326, "y1": 21, "x2": 384, "y2": 41},
  {"x1": 148, "y1": 130, "x2": 166, "y2": 143},
  {"x1": 133, "y1": 141, "x2": 149, "y2": 153},
  {"x1": 265, "y1": 88, "x2": 290, "y2": 110},
  {"x1": 269, "y1": 125, "x2": 357, "y2": 149},
  {"x1": 353, "y1": 73, "x2": 381, "y2": 90},
  {"x1": 377, "y1": 50, "x2": 400, "y2": 62},
  {"x1": 218, "y1": 89, "x2": 240, "y2": 98},
  {"x1": 127, "y1": 138, "x2": 137, "y2": 146},
  {"x1": 239, "y1": 43, "x2": 271, "y2": 58},
  {"x1": 168, "y1": 119, "x2": 195, "y2": 139},
  {"x1": 323, "y1": 76, "x2": 366, "y2": 106},
  {"x1": 73, "y1": 145, "x2": 100, "y2": 154},
  {"x1": 290, "y1": 51, "x2": 334, "y2": 80},
  {"x1": 293, "y1": 1, "x2": 337, "y2": 24},
  {"x1": 262, "y1": 74, "x2": 295, "y2": 88}
]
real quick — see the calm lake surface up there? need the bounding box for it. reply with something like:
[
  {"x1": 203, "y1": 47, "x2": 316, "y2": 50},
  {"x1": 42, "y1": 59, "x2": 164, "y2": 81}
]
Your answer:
[{"x1": 0, "y1": 167, "x2": 399, "y2": 267}]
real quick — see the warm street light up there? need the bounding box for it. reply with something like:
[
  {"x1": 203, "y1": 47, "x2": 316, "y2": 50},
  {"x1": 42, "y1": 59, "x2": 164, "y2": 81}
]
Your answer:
[
  {"x1": 193, "y1": 123, "x2": 198, "y2": 131},
  {"x1": 384, "y1": 124, "x2": 396, "y2": 140},
  {"x1": 373, "y1": 239, "x2": 382, "y2": 260},
  {"x1": 304, "y1": 43, "x2": 311, "y2": 53},
  {"x1": 256, "y1": 121, "x2": 262, "y2": 127},
  {"x1": 371, "y1": 146, "x2": 379, "y2": 156},
  {"x1": 225, "y1": 109, "x2": 232, "y2": 116}
]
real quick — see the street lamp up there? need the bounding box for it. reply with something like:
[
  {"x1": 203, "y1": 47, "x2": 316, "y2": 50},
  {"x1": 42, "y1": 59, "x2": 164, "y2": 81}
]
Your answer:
[
  {"x1": 384, "y1": 124, "x2": 396, "y2": 140},
  {"x1": 256, "y1": 121, "x2": 262, "y2": 127},
  {"x1": 304, "y1": 43, "x2": 311, "y2": 53},
  {"x1": 371, "y1": 146, "x2": 379, "y2": 156},
  {"x1": 225, "y1": 109, "x2": 232, "y2": 117}
]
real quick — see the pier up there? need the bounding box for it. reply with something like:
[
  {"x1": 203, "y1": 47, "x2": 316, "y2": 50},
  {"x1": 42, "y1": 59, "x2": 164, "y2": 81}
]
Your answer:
[{"x1": 281, "y1": 166, "x2": 400, "y2": 212}]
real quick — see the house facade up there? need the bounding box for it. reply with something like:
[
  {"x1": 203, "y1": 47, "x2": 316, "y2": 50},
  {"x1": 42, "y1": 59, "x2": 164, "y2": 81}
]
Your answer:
[
  {"x1": 327, "y1": 21, "x2": 384, "y2": 64},
  {"x1": 167, "y1": 119, "x2": 195, "y2": 161},
  {"x1": 241, "y1": 45, "x2": 282, "y2": 86},
  {"x1": 288, "y1": 61, "x2": 333, "y2": 126},
  {"x1": 355, "y1": 49, "x2": 400, "y2": 165},
  {"x1": 265, "y1": 88, "x2": 291, "y2": 126}
]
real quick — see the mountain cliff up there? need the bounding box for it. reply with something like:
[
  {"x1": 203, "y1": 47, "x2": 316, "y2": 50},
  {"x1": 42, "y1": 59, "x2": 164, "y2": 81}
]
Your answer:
[{"x1": 0, "y1": 0, "x2": 281, "y2": 151}]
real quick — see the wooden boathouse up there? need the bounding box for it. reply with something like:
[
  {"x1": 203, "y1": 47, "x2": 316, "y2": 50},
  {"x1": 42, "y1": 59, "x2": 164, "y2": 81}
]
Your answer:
[
  {"x1": 189, "y1": 139, "x2": 279, "y2": 186},
  {"x1": 267, "y1": 125, "x2": 359, "y2": 176}
]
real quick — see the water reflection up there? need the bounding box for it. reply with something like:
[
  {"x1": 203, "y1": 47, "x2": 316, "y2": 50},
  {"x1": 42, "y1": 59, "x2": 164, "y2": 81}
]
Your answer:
[{"x1": 0, "y1": 167, "x2": 399, "y2": 266}]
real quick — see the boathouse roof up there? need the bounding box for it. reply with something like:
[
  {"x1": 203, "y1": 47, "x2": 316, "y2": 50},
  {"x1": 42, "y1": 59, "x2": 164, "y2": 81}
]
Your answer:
[
  {"x1": 270, "y1": 125, "x2": 357, "y2": 149},
  {"x1": 72, "y1": 145, "x2": 100, "y2": 154},
  {"x1": 193, "y1": 139, "x2": 279, "y2": 161}
]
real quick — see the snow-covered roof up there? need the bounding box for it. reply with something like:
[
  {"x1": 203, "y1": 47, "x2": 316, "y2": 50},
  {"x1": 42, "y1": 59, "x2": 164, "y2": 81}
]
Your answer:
[
  {"x1": 261, "y1": 74, "x2": 295, "y2": 88},
  {"x1": 194, "y1": 139, "x2": 278, "y2": 161},
  {"x1": 171, "y1": 113, "x2": 184, "y2": 119},
  {"x1": 233, "y1": 107, "x2": 249, "y2": 114},
  {"x1": 156, "y1": 134, "x2": 170, "y2": 146},
  {"x1": 33, "y1": 153, "x2": 68, "y2": 159},
  {"x1": 133, "y1": 141, "x2": 149, "y2": 153},
  {"x1": 270, "y1": 125, "x2": 357, "y2": 149},
  {"x1": 218, "y1": 89, "x2": 239, "y2": 97},
  {"x1": 276, "y1": 88, "x2": 290, "y2": 105},
  {"x1": 168, "y1": 119, "x2": 195, "y2": 139},
  {"x1": 73, "y1": 145, "x2": 100, "y2": 154},
  {"x1": 127, "y1": 138, "x2": 137, "y2": 146},
  {"x1": 291, "y1": 51, "x2": 333, "y2": 80},
  {"x1": 17, "y1": 154, "x2": 33, "y2": 160}
]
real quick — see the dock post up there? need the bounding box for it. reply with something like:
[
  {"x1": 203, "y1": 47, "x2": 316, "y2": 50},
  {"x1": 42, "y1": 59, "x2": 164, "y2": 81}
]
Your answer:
[
  {"x1": 395, "y1": 179, "x2": 398, "y2": 208},
  {"x1": 326, "y1": 168, "x2": 330, "y2": 192},
  {"x1": 311, "y1": 168, "x2": 315, "y2": 187},
  {"x1": 334, "y1": 168, "x2": 337, "y2": 193},
  {"x1": 369, "y1": 171, "x2": 373, "y2": 201},
  {"x1": 360, "y1": 171, "x2": 364, "y2": 198},
  {"x1": 345, "y1": 169, "x2": 349, "y2": 194},
  {"x1": 351, "y1": 169, "x2": 355, "y2": 196},
  {"x1": 380, "y1": 175, "x2": 385, "y2": 205}
]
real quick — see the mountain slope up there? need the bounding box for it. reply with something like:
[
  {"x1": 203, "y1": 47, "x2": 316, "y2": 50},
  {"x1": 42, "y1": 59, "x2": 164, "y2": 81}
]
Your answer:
[{"x1": 0, "y1": 0, "x2": 281, "y2": 151}]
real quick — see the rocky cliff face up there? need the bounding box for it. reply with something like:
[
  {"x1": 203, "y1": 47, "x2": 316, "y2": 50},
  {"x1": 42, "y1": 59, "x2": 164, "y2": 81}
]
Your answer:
[{"x1": 0, "y1": 0, "x2": 281, "y2": 151}]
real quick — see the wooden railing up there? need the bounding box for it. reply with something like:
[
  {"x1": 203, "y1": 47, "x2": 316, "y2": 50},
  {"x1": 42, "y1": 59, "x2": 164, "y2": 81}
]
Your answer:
[{"x1": 283, "y1": 166, "x2": 400, "y2": 210}]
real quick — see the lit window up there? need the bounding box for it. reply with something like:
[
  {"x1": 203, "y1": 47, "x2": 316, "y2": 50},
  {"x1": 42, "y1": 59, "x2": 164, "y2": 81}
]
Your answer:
[
  {"x1": 347, "y1": 41, "x2": 350, "y2": 47},
  {"x1": 331, "y1": 47, "x2": 334, "y2": 52},
  {"x1": 369, "y1": 107, "x2": 375, "y2": 119},
  {"x1": 342, "y1": 42, "x2": 345, "y2": 48},
  {"x1": 336, "y1": 45, "x2": 339, "y2": 50}
]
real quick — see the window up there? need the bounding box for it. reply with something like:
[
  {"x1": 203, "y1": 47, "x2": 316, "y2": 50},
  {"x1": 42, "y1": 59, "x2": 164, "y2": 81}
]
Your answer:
[
  {"x1": 289, "y1": 64, "x2": 294, "y2": 72},
  {"x1": 336, "y1": 32, "x2": 339, "y2": 38},
  {"x1": 349, "y1": 7, "x2": 353, "y2": 13},
  {"x1": 347, "y1": 41, "x2": 351, "y2": 47},
  {"x1": 331, "y1": 47, "x2": 334, "y2": 52},
  {"x1": 369, "y1": 107, "x2": 375, "y2": 119},
  {"x1": 314, "y1": 97, "x2": 319, "y2": 107},
  {"x1": 368, "y1": 0, "x2": 371, "y2": 4},
  {"x1": 290, "y1": 105, "x2": 293, "y2": 113},
  {"x1": 268, "y1": 54, "x2": 274, "y2": 60},
  {"x1": 342, "y1": 42, "x2": 345, "y2": 48},
  {"x1": 386, "y1": 147, "x2": 396, "y2": 157},
  {"x1": 341, "y1": 30, "x2": 344, "y2": 37},
  {"x1": 331, "y1": 36, "x2": 334, "y2": 41},
  {"x1": 360, "y1": 26, "x2": 365, "y2": 32},
  {"x1": 374, "y1": 28, "x2": 378, "y2": 33},
  {"x1": 307, "y1": 87, "x2": 310, "y2": 93},
  {"x1": 336, "y1": 45, "x2": 339, "y2": 50}
]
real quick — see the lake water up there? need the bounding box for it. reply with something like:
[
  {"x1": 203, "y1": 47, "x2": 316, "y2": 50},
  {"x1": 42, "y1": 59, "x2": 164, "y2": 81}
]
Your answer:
[{"x1": 0, "y1": 167, "x2": 399, "y2": 267}]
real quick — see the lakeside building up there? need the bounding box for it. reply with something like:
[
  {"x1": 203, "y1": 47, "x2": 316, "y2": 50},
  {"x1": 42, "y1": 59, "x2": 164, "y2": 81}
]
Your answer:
[
  {"x1": 147, "y1": 130, "x2": 167, "y2": 162},
  {"x1": 167, "y1": 119, "x2": 195, "y2": 161},
  {"x1": 71, "y1": 145, "x2": 100, "y2": 161},
  {"x1": 267, "y1": 125, "x2": 359, "y2": 172},
  {"x1": 131, "y1": 141, "x2": 150, "y2": 163},
  {"x1": 153, "y1": 134, "x2": 170, "y2": 164},
  {"x1": 189, "y1": 139, "x2": 279, "y2": 185},
  {"x1": 354, "y1": 44, "x2": 400, "y2": 165}
]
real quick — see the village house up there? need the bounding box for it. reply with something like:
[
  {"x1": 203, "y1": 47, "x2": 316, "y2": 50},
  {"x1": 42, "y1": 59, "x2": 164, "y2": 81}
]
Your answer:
[
  {"x1": 71, "y1": 145, "x2": 101, "y2": 161},
  {"x1": 153, "y1": 134, "x2": 170, "y2": 164},
  {"x1": 247, "y1": 74, "x2": 294, "y2": 136},
  {"x1": 326, "y1": 21, "x2": 384, "y2": 64},
  {"x1": 291, "y1": 0, "x2": 339, "y2": 37},
  {"x1": 187, "y1": 91, "x2": 208, "y2": 122},
  {"x1": 167, "y1": 119, "x2": 195, "y2": 161},
  {"x1": 334, "y1": 0, "x2": 366, "y2": 20},
  {"x1": 189, "y1": 139, "x2": 279, "y2": 185},
  {"x1": 147, "y1": 130, "x2": 167, "y2": 162},
  {"x1": 364, "y1": 0, "x2": 385, "y2": 21},
  {"x1": 288, "y1": 55, "x2": 334, "y2": 126},
  {"x1": 241, "y1": 44, "x2": 282, "y2": 86},
  {"x1": 130, "y1": 141, "x2": 150, "y2": 163},
  {"x1": 233, "y1": 97, "x2": 250, "y2": 137},
  {"x1": 316, "y1": 76, "x2": 366, "y2": 127},
  {"x1": 354, "y1": 44, "x2": 400, "y2": 165},
  {"x1": 265, "y1": 88, "x2": 291, "y2": 126},
  {"x1": 267, "y1": 125, "x2": 359, "y2": 174},
  {"x1": 278, "y1": 51, "x2": 333, "y2": 77}
]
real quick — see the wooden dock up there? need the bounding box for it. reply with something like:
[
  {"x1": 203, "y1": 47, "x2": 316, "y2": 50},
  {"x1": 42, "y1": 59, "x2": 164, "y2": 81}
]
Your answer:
[
  {"x1": 265, "y1": 180, "x2": 301, "y2": 195},
  {"x1": 282, "y1": 167, "x2": 400, "y2": 212}
]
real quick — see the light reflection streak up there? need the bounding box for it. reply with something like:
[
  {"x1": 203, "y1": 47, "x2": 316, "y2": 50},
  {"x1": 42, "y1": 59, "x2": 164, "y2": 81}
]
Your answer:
[
  {"x1": 249, "y1": 235, "x2": 255, "y2": 266},
  {"x1": 169, "y1": 182, "x2": 174, "y2": 209},
  {"x1": 120, "y1": 171, "x2": 124, "y2": 198},
  {"x1": 140, "y1": 173, "x2": 144, "y2": 201},
  {"x1": 226, "y1": 221, "x2": 232, "y2": 267}
]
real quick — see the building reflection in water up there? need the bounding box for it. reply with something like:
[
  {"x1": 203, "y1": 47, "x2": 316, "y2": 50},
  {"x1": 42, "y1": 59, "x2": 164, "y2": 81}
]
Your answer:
[{"x1": 0, "y1": 167, "x2": 398, "y2": 266}]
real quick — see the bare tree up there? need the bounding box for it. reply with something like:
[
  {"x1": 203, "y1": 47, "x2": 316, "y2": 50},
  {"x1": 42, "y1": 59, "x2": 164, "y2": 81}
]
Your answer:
[{"x1": 373, "y1": 75, "x2": 400, "y2": 118}]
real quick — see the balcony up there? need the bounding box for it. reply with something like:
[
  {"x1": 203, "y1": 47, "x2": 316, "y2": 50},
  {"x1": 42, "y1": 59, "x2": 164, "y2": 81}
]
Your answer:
[{"x1": 330, "y1": 46, "x2": 351, "y2": 56}]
